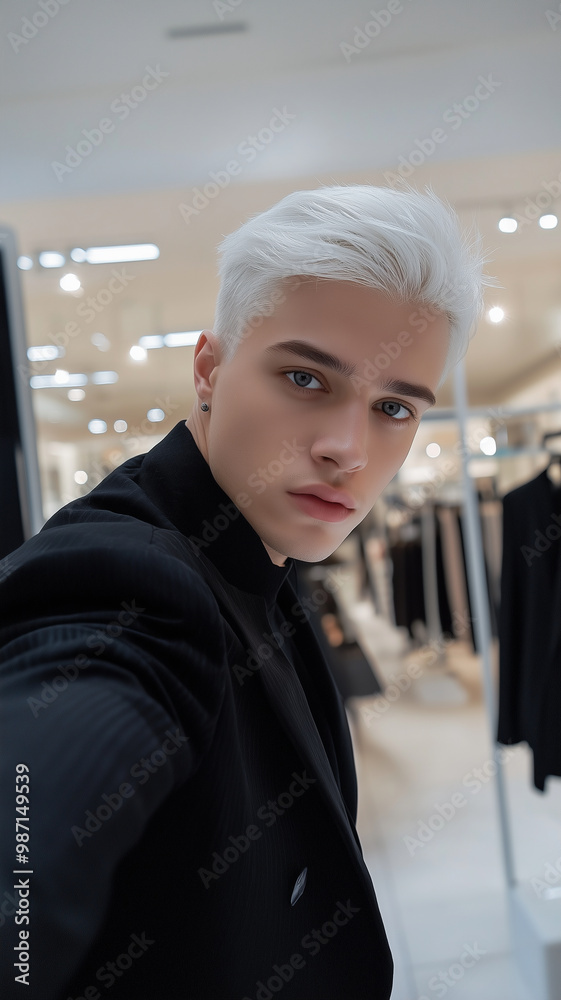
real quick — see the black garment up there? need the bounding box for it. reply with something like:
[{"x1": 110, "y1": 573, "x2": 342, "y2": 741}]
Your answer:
[
  {"x1": 497, "y1": 469, "x2": 561, "y2": 791},
  {"x1": 0, "y1": 420, "x2": 393, "y2": 1000}
]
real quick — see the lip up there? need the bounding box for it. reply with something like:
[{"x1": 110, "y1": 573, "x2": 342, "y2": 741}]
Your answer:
[
  {"x1": 289, "y1": 485, "x2": 357, "y2": 509},
  {"x1": 287, "y1": 487, "x2": 357, "y2": 524}
]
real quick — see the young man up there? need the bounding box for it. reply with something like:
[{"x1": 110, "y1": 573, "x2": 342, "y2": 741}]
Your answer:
[{"x1": 0, "y1": 185, "x2": 489, "y2": 999}]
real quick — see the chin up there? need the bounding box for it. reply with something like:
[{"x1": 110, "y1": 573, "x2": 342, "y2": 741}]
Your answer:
[{"x1": 280, "y1": 536, "x2": 344, "y2": 564}]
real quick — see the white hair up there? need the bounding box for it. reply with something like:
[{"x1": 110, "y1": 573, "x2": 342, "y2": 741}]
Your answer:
[{"x1": 213, "y1": 183, "x2": 497, "y2": 385}]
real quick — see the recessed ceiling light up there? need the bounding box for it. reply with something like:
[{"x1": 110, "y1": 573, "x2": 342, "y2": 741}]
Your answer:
[
  {"x1": 91, "y1": 332, "x2": 111, "y2": 351},
  {"x1": 39, "y1": 251, "x2": 66, "y2": 268},
  {"x1": 79, "y1": 243, "x2": 159, "y2": 264},
  {"x1": 164, "y1": 331, "x2": 202, "y2": 347},
  {"x1": 88, "y1": 419, "x2": 107, "y2": 434},
  {"x1": 60, "y1": 273, "x2": 81, "y2": 291},
  {"x1": 129, "y1": 345, "x2": 147, "y2": 361},
  {"x1": 167, "y1": 22, "x2": 247, "y2": 38},
  {"x1": 488, "y1": 306, "x2": 505, "y2": 323},
  {"x1": 30, "y1": 373, "x2": 88, "y2": 388},
  {"x1": 139, "y1": 335, "x2": 165, "y2": 349},
  {"x1": 27, "y1": 345, "x2": 63, "y2": 361},
  {"x1": 539, "y1": 214, "x2": 558, "y2": 229},
  {"x1": 90, "y1": 371, "x2": 119, "y2": 384},
  {"x1": 498, "y1": 216, "x2": 518, "y2": 234},
  {"x1": 17, "y1": 255, "x2": 33, "y2": 270},
  {"x1": 480, "y1": 436, "x2": 497, "y2": 456}
]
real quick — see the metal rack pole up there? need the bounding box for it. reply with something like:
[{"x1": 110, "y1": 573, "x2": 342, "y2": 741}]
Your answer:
[{"x1": 452, "y1": 360, "x2": 516, "y2": 887}]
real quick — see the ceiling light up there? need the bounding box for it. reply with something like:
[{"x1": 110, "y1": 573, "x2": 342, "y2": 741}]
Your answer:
[
  {"x1": 90, "y1": 371, "x2": 119, "y2": 384},
  {"x1": 70, "y1": 248, "x2": 88, "y2": 262},
  {"x1": 39, "y1": 251, "x2": 66, "y2": 268},
  {"x1": 74, "y1": 471, "x2": 88, "y2": 484},
  {"x1": 129, "y1": 345, "x2": 147, "y2": 361},
  {"x1": 480, "y1": 436, "x2": 497, "y2": 456},
  {"x1": 91, "y1": 332, "x2": 111, "y2": 351},
  {"x1": 167, "y1": 22, "x2": 247, "y2": 38},
  {"x1": 114, "y1": 420, "x2": 128, "y2": 433},
  {"x1": 164, "y1": 331, "x2": 202, "y2": 347},
  {"x1": 488, "y1": 306, "x2": 505, "y2": 323},
  {"x1": 17, "y1": 255, "x2": 33, "y2": 270},
  {"x1": 79, "y1": 243, "x2": 159, "y2": 264},
  {"x1": 147, "y1": 408, "x2": 165, "y2": 422},
  {"x1": 426, "y1": 443, "x2": 441, "y2": 458},
  {"x1": 539, "y1": 214, "x2": 558, "y2": 229},
  {"x1": 88, "y1": 419, "x2": 107, "y2": 434},
  {"x1": 139, "y1": 335, "x2": 165, "y2": 349},
  {"x1": 27, "y1": 345, "x2": 64, "y2": 361},
  {"x1": 30, "y1": 373, "x2": 88, "y2": 388},
  {"x1": 498, "y1": 216, "x2": 518, "y2": 233},
  {"x1": 68, "y1": 389, "x2": 86, "y2": 401},
  {"x1": 60, "y1": 273, "x2": 81, "y2": 291}
]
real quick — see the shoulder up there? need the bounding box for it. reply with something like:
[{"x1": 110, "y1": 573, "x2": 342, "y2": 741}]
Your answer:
[{"x1": 0, "y1": 518, "x2": 221, "y2": 639}]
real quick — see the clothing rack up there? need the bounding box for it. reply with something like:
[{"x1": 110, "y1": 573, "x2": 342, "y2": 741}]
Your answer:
[
  {"x1": 392, "y1": 378, "x2": 561, "y2": 889},
  {"x1": 448, "y1": 376, "x2": 561, "y2": 889}
]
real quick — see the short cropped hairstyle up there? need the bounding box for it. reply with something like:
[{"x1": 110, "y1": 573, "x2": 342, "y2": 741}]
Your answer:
[{"x1": 212, "y1": 183, "x2": 496, "y2": 386}]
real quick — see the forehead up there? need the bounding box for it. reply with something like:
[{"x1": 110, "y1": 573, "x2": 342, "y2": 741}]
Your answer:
[{"x1": 236, "y1": 279, "x2": 450, "y2": 390}]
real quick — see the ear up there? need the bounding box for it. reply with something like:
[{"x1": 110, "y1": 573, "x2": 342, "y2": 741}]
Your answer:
[{"x1": 192, "y1": 330, "x2": 223, "y2": 398}]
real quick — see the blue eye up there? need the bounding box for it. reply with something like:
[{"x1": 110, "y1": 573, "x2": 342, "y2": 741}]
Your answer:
[
  {"x1": 285, "y1": 370, "x2": 323, "y2": 390},
  {"x1": 377, "y1": 400, "x2": 413, "y2": 421}
]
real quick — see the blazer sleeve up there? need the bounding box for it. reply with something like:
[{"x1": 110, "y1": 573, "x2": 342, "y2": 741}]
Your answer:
[{"x1": 0, "y1": 522, "x2": 227, "y2": 1000}]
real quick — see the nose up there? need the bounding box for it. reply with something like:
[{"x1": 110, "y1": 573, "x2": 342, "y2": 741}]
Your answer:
[{"x1": 309, "y1": 404, "x2": 369, "y2": 473}]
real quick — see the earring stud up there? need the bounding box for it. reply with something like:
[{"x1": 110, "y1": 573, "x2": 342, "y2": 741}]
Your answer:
[{"x1": 200, "y1": 401, "x2": 209, "y2": 411}]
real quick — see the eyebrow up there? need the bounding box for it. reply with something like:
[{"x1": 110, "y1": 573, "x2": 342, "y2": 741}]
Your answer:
[{"x1": 265, "y1": 339, "x2": 436, "y2": 408}]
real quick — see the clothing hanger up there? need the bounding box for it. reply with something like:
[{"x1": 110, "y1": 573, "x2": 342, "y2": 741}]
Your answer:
[{"x1": 542, "y1": 431, "x2": 561, "y2": 486}]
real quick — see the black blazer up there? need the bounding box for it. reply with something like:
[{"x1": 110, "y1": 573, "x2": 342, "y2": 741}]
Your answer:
[
  {"x1": 0, "y1": 420, "x2": 393, "y2": 999},
  {"x1": 497, "y1": 469, "x2": 561, "y2": 791}
]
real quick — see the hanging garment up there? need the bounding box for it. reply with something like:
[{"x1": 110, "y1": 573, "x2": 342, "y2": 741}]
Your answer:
[
  {"x1": 497, "y1": 469, "x2": 561, "y2": 791},
  {"x1": 389, "y1": 533, "x2": 426, "y2": 637},
  {"x1": 436, "y1": 506, "x2": 474, "y2": 646}
]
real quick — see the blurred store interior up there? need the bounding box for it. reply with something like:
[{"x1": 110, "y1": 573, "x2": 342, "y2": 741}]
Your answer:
[{"x1": 1, "y1": 1, "x2": 561, "y2": 996}]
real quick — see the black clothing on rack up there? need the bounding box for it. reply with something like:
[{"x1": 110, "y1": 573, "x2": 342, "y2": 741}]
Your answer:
[{"x1": 497, "y1": 468, "x2": 561, "y2": 791}]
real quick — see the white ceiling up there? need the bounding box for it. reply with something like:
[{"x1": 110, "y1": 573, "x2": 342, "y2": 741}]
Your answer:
[{"x1": 1, "y1": 0, "x2": 560, "y2": 458}]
